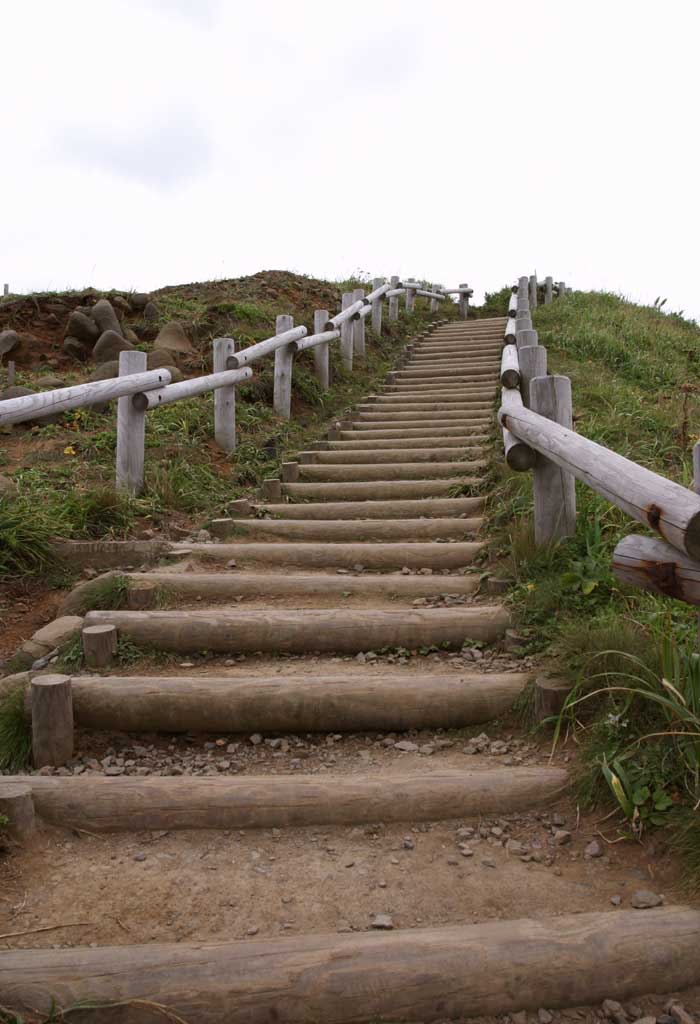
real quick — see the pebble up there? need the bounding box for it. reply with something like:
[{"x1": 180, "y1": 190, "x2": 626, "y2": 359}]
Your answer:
[
  {"x1": 371, "y1": 913, "x2": 393, "y2": 930},
  {"x1": 481, "y1": 857, "x2": 497, "y2": 869},
  {"x1": 249, "y1": 734, "x2": 263, "y2": 746},
  {"x1": 584, "y1": 839, "x2": 604, "y2": 858},
  {"x1": 610, "y1": 895, "x2": 622, "y2": 906},
  {"x1": 133, "y1": 852, "x2": 147, "y2": 862},
  {"x1": 668, "y1": 1004, "x2": 695, "y2": 1024},
  {"x1": 552, "y1": 829, "x2": 572, "y2": 845},
  {"x1": 394, "y1": 741, "x2": 419, "y2": 753},
  {"x1": 538, "y1": 1010, "x2": 554, "y2": 1024},
  {"x1": 602, "y1": 998, "x2": 628, "y2": 1023},
  {"x1": 246, "y1": 926, "x2": 259, "y2": 936},
  {"x1": 631, "y1": 889, "x2": 663, "y2": 909}
]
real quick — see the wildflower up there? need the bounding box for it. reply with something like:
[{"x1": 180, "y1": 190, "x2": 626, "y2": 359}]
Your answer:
[{"x1": 63, "y1": 445, "x2": 76, "y2": 456}]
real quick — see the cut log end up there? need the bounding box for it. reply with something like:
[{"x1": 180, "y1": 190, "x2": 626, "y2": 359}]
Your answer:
[
  {"x1": 683, "y1": 511, "x2": 700, "y2": 562},
  {"x1": 0, "y1": 783, "x2": 36, "y2": 842},
  {"x1": 534, "y1": 676, "x2": 573, "y2": 722},
  {"x1": 506, "y1": 442, "x2": 537, "y2": 472},
  {"x1": 83, "y1": 624, "x2": 118, "y2": 668}
]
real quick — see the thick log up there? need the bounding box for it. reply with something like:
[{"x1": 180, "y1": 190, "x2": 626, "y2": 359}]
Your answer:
[
  {"x1": 31, "y1": 675, "x2": 73, "y2": 769},
  {"x1": 508, "y1": 293, "x2": 518, "y2": 316},
  {"x1": 69, "y1": 671, "x2": 526, "y2": 734},
  {"x1": 388, "y1": 275, "x2": 400, "y2": 321},
  {"x1": 327, "y1": 297, "x2": 364, "y2": 330},
  {"x1": 302, "y1": 446, "x2": 483, "y2": 463},
  {"x1": 311, "y1": 310, "x2": 331, "y2": 389},
  {"x1": 82, "y1": 605, "x2": 509, "y2": 654},
  {"x1": 517, "y1": 327, "x2": 539, "y2": 353},
  {"x1": 529, "y1": 273, "x2": 538, "y2": 308},
  {"x1": 273, "y1": 314, "x2": 294, "y2": 420},
  {"x1": 167, "y1": 539, "x2": 483, "y2": 569},
  {"x1": 82, "y1": 623, "x2": 117, "y2": 668},
  {"x1": 501, "y1": 389, "x2": 536, "y2": 471},
  {"x1": 280, "y1": 479, "x2": 483, "y2": 501},
  {"x1": 352, "y1": 287, "x2": 366, "y2": 357},
  {"x1": 208, "y1": 517, "x2": 481, "y2": 541},
  {"x1": 3, "y1": 907, "x2": 700, "y2": 1024},
  {"x1": 0, "y1": 783, "x2": 36, "y2": 842},
  {"x1": 501, "y1": 384, "x2": 700, "y2": 559},
  {"x1": 226, "y1": 326, "x2": 306, "y2": 369},
  {"x1": 612, "y1": 534, "x2": 700, "y2": 604},
  {"x1": 545, "y1": 275, "x2": 554, "y2": 303},
  {"x1": 115, "y1": 350, "x2": 147, "y2": 495},
  {"x1": 530, "y1": 376, "x2": 576, "y2": 544},
  {"x1": 4, "y1": 764, "x2": 563, "y2": 832},
  {"x1": 500, "y1": 345, "x2": 520, "y2": 388},
  {"x1": 325, "y1": 435, "x2": 488, "y2": 448},
  {"x1": 504, "y1": 317, "x2": 517, "y2": 343},
  {"x1": 133, "y1": 365, "x2": 252, "y2": 412},
  {"x1": 518, "y1": 344, "x2": 547, "y2": 408},
  {"x1": 252, "y1": 496, "x2": 484, "y2": 519},
  {"x1": 370, "y1": 276, "x2": 384, "y2": 335},
  {"x1": 337, "y1": 426, "x2": 488, "y2": 440}
]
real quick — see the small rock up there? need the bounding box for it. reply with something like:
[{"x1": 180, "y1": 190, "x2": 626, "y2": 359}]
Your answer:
[
  {"x1": 88, "y1": 360, "x2": 119, "y2": 382},
  {"x1": 510, "y1": 1013, "x2": 527, "y2": 1024},
  {"x1": 394, "y1": 741, "x2": 419, "y2": 753},
  {"x1": 668, "y1": 1006, "x2": 695, "y2": 1024},
  {"x1": 93, "y1": 329, "x2": 133, "y2": 364},
  {"x1": 552, "y1": 829, "x2": 572, "y2": 845},
  {"x1": 246, "y1": 926, "x2": 259, "y2": 936},
  {"x1": 154, "y1": 321, "x2": 195, "y2": 355},
  {"x1": 538, "y1": 1010, "x2": 554, "y2": 1024},
  {"x1": 584, "y1": 839, "x2": 604, "y2": 858},
  {"x1": 90, "y1": 298, "x2": 123, "y2": 336},
  {"x1": 602, "y1": 998, "x2": 628, "y2": 1023},
  {"x1": 249, "y1": 734, "x2": 263, "y2": 746},
  {"x1": 133, "y1": 852, "x2": 147, "y2": 862},
  {"x1": 610, "y1": 895, "x2": 622, "y2": 906},
  {"x1": 481, "y1": 857, "x2": 497, "y2": 869},
  {"x1": 402, "y1": 836, "x2": 415, "y2": 850},
  {"x1": 371, "y1": 913, "x2": 393, "y2": 930},
  {"x1": 0, "y1": 474, "x2": 18, "y2": 498},
  {"x1": 0, "y1": 329, "x2": 21, "y2": 356},
  {"x1": 630, "y1": 889, "x2": 663, "y2": 909}
]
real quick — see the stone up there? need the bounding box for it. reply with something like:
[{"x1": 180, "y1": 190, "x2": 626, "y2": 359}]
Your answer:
[
  {"x1": 668, "y1": 1004, "x2": 695, "y2": 1024},
  {"x1": 0, "y1": 385, "x2": 33, "y2": 401},
  {"x1": 0, "y1": 330, "x2": 21, "y2": 356},
  {"x1": 584, "y1": 839, "x2": 604, "y2": 858},
  {"x1": 90, "y1": 299, "x2": 123, "y2": 337},
  {"x1": 370, "y1": 913, "x2": 393, "y2": 930},
  {"x1": 162, "y1": 365, "x2": 184, "y2": 383},
  {"x1": 610, "y1": 895, "x2": 622, "y2": 906},
  {"x1": 93, "y1": 330, "x2": 134, "y2": 364},
  {"x1": 31, "y1": 615, "x2": 83, "y2": 649},
  {"x1": 481, "y1": 857, "x2": 497, "y2": 868},
  {"x1": 394, "y1": 741, "x2": 419, "y2": 753},
  {"x1": 65, "y1": 311, "x2": 99, "y2": 344},
  {"x1": 154, "y1": 321, "x2": 195, "y2": 356},
  {"x1": 0, "y1": 474, "x2": 18, "y2": 498},
  {"x1": 249, "y1": 734, "x2": 263, "y2": 746},
  {"x1": 133, "y1": 852, "x2": 147, "y2": 862},
  {"x1": 63, "y1": 337, "x2": 90, "y2": 361},
  {"x1": 129, "y1": 292, "x2": 150, "y2": 311},
  {"x1": 37, "y1": 375, "x2": 65, "y2": 389},
  {"x1": 87, "y1": 361, "x2": 120, "y2": 383},
  {"x1": 538, "y1": 1010, "x2": 554, "y2": 1024},
  {"x1": 602, "y1": 999, "x2": 628, "y2": 1023},
  {"x1": 122, "y1": 325, "x2": 140, "y2": 344},
  {"x1": 553, "y1": 829, "x2": 572, "y2": 845},
  {"x1": 630, "y1": 889, "x2": 663, "y2": 909},
  {"x1": 143, "y1": 301, "x2": 160, "y2": 322},
  {"x1": 146, "y1": 349, "x2": 174, "y2": 371},
  {"x1": 510, "y1": 1013, "x2": 527, "y2": 1024}
]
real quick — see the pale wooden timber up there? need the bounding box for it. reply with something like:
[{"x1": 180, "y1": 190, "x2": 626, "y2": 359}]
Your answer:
[
  {"x1": 339, "y1": 292, "x2": 354, "y2": 370},
  {"x1": 612, "y1": 534, "x2": 700, "y2": 604},
  {"x1": 371, "y1": 276, "x2": 384, "y2": 334},
  {"x1": 328, "y1": 297, "x2": 364, "y2": 330},
  {"x1": 365, "y1": 280, "x2": 390, "y2": 304},
  {"x1": 273, "y1": 314, "x2": 294, "y2": 420},
  {"x1": 530, "y1": 376, "x2": 576, "y2": 544},
  {"x1": 458, "y1": 281, "x2": 469, "y2": 318},
  {"x1": 68, "y1": 671, "x2": 525, "y2": 736},
  {"x1": 518, "y1": 344, "x2": 547, "y2": 407},
  {"x1": 404, "y1": 279, "x2": 417, "y2": 312},
  {"x1": 31, "y1": 675, "x2": 73, "y2": 769},
  {"x1": 213, "y1": 337, "x2": 236, "y2": 452},
  {"x1": 508, "y1": 293, "x2": 518, "y2": 316},
  {"x1": 208, "y1": 517, "x2": 482, "y2": 541},
  {"x1": 517, "y1": 328, "x2": 539, "y2": 353},
  {"x1": 529, "y1": 273, "x2": 538, "y2": 308},
  {"x1": 4, "y1": 907, "x2": 700, "y2": 1024},
  {"x1": 0, "y1": 783, "x2": 35, "y2": 842},
  {"x1": 502, "y1": 385, "x2": 700, "y2": 558},
  {"x1": 226, "y1": 326, "x2": 306, "y2": 369},
  {"x1": 311, "y1": 310, "x2": 331, "y2": 389},
  {"x1": 337, "y1": 426, "x2": 488, "y2": 440},
  {"x1": 115, "y1": 350, "x2": 147, "y2": 495},
  {"x1": 296, "y1": 461, "x2": 486, "y2": 482},
  {"x1": 83, "y1": 605, "x2": 509, "y2": 654},
  {"x1": 133, "y1": 365, "x2": 252, "y2": 412},
  {"x1": 4, "y1": 764, "x2": 562, "y2": 833},
  {"x1": 500, "y1": 345, "x2": 520, "y2": 388},
  {"x1": 356, "y1": 402, "x2": 493, "y2": 415},
  {"x1": 352, "y1": 287, "x2": 366, "y2": 357},
  {"x1": 545, "y1": 275, "x2": 554, "y2": 303},
  {"x1": 388, "y1": 274, "x2": 400, "y2": 321},
  {"x1": 301, "y1": 446, "x2": 483, "y2": 463},
  {"x1": 280, "y1": 479, "x2": 483, "y2": 501},
  {"x1": 167, "y1": 539, "x2": 483, "y2": 569},
  {"x1": 290, "y1": 328, "x2": 340, "y2": 354},
  {"x1": 504, "y1": 317, "x2": 517, "y2": 342},
  {"x1": 0, "y1": 365, "x2": 171, "y2": 426},
  {"x1": 82, "y1": 623, "x2": 117, "y2": 668},
  {"x1": 501, "y1": 388, "x2": 536, "y2": 471},
  {"x1": 324, "y1": 436, "x2": 488, "y2": 449},
  {"x1": 251, "y1": 496, "x2": 484, "y2": 519}
]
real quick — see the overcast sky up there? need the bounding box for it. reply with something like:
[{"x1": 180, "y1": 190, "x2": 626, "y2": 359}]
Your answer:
[{"x1": 3, "y1": 0, "x2": 699, "y2": 318}]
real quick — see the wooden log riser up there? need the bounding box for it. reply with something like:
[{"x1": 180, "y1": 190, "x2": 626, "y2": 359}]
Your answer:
[
  {"x1": 253, "y1": 497, "x2": 484, "y2": 519},
  {"x1": 67, "y1": 672, "x2": 525, "y2": 734},
  {"x1": 337, "y1": 427, "x2": 489, "y2": 439},
  {"x1": 324, "y1": 437, "x2": 489, "y2": 449},
  {"x1": 351, "y1": 420, "x2": 491, "y2": 431},
  {"x1": 296, "y1": 462, "x2": 487, "y2": 482},
  {"x1": 303, "y1": 448, "x2": 485, "y2": 464},
  {"x1": 83, "y1": 605, "x2": 509, "y2": 654},
  {"x1": 166, "y1": 540, "x2": 483, "y2": 569},
  {"x1": 356, "y1": 402, "x2": 494, "y2": 413},
  {"x1": 207, "y1": 517, "x2": 483, "y2": 541},
  {"x1": 280, "y1": 480, "x2": 483, "y2": 501},
  {"x1": 123, "y1": 570, "x2": 481, "y2": 600}
]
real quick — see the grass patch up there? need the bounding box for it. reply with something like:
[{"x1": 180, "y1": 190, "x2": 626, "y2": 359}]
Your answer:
[{"x1": 0, "y1": 685, "x2": 31, "y2": 772}]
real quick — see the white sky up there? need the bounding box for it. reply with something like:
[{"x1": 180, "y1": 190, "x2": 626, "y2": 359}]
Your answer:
[{"x1": 3, "y1": 0, "x2": 699, "y2": 318}]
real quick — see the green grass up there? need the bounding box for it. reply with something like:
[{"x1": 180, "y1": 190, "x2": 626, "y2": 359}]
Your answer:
[{"x1": 0, "y1": 685, "x2": 31, "y2": 772}]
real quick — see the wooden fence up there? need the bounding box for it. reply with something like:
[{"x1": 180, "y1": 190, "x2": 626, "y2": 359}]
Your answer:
[
  {"x1": 499, "y1": 276, "x2": 700, "y2": 607},
  {"x1": 0, "y1": 277, "x2": 466, "y2": 496}
]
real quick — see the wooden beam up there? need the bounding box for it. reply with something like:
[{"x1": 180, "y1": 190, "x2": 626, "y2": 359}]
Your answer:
[
  {"x1": 31, "y1": 675, "x2": 73, "y2": 769},
  {"x1": 115, "y1": 350, "x2": 147, "y2": 495},
  {"x1": 612, "y1": 534, "x2": 700, "y2": 604},
  {"x1": 214, "y1": 337, "x2": 235, "y2": 453},
  {"x1": 530, "y1": 375, "x2": 576, "y2": 544}
]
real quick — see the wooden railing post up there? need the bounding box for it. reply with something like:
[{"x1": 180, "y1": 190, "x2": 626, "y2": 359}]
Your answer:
[
  {"x1": 405, "y1": 280, "x2": 416, "y2": 313},
  {"x1": 529, "y1": 275, "x2": 538, "y2": 309},
  {"x1": 388, "y1": 276, "x2": 400, "y2": 322},
  {"x1": 544, "y1": 277, "x2": 553, "y2": 304},
  {"x1": 352, "y1": 287, "x2": 366, "y2": 358},
  {"x1": 530, "y1": 375, "x2": 576, "y2": 545},
  {"x1": 115, "y1": 349, "x2": 147, "y2": 495},
  {"x1": 340, "y1": 292, "x2": 354, "y2": 370},
  {"x1": 557, "y1": 281, "x2": 566, "y2": 298},
  {"x1": 273, "y1": 314, "x2": 294, "y2": 419},
  {"x1": 313, "y1": 309, "x2": 330, "y2": 390},
  {"x1": 2, "y1": 284, "x2": 8, "y2": 297},
  {"x1": 213, "y1": 337, "x2": 236, "y2": 452},
  {"x1": 371, "y1": 277, "x2": 383, "y2": 335},
  {"x1": 458, "y1": 282, "x2": 469, "y2": 319},
  {"x1": 519, "y1": 344, "x2": 547, "y2": 407}
]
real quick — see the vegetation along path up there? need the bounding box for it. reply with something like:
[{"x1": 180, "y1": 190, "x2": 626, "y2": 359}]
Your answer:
[{"x1": 2, "y1": 313, "x2": 700, "y2": 1022}]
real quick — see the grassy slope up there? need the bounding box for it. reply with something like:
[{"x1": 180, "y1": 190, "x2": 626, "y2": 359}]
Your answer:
[{"x1": 486, "y1": 287, "x2": 700, "y2": 877}]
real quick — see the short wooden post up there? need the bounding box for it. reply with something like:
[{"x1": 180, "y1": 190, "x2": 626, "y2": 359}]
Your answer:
[
  {"x1": 530, "y1": 375, "x2": 576, "y2": 545},
  {"x1": 535, "y1": 676, "x2": 573, "y2": 722},
  {"x1": 516, "y1": 327, "x2": 538, "y2": 353},
  {"x1": 515, "y1": 316, "x2": 532, "y2": 343},
  {"x1": 430, "y1": 288, "x2": 440, "y2": 314},
  {"x1": 352, "y1": 288, "x2": 366, "y2": 359},
  {"x1": 388, "y1": 276, "x2": 400, "y2": 322},
  {"x1": 213, "y1": 337, "x2": 236, "y2": 452},
  {"x1": 459, "y1": 283, "x2": 469, "y2": 319},
  {"x1": 0, "y1": 784, "x2": 36, "y2": 842},
  {"x1": 115, "y1": 350, "x2": 147, "y2": 495},
  {"x1": 518, "y1": 276, "x2": 529, "y2": 300},
  {"x1": 371, "y1": 277, "x2": 383, "y2": 335},
  {"x1": 557, "y1": 281, "x2": 566, "y2": 298},
  {"x1": 273, "y1": 314, "x2": 294, "y2": 419},
  {"x1": 518, "y1": 345, "x2": 547, "y2": 407},
  {"x1": 340, "y1": 292, "x2": 354, "y2": 370},
  {"x1": 313, "y1": 309, "x2": 330, "y2": 390},
  {"x1": 529, "y1": 275, "x2": 538, "y2": 309},
  {"x1": 405, "y1": 280, "x2": 416, "y2": 313},
  {"x1": 83, "y1": 623, "x2": 118, "y2": 668},
  {"x1": 7, "y1": 360, "x2": 16, "y2": 387},
  {"x1": 31, "y1": 675, "x2": 73, "y2": 769},
  {"x1": 126, "y1": 581, "x2": 158, "y2": 609},
  {"x1": 544, "y1": 277, "x2": 553, "y2": 304},
  {"x1": 2, "y1": 283, "x2": 8, "y2": 297}
]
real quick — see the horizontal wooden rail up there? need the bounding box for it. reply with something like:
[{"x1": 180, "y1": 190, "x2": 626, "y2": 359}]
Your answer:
[
  {"x1": 385, "y1": 287, "x2": 407, "y2": 299},
  {"x1": 293, "y1": 329, "x2": 341, "y2": 354},
  {"x1": 327, "y1": 300, "x2": 365, "y2": 328},
  {"x1": 226, "y1": 326, "x2": 307, "y2": 369},
  {"x1": 0, "y1": 369, "x2": 172, "y2": 426},
  {"x1": 415, "y1": 289, "x2": 446, "y2": 300},
  {"x1": 364, "y1": 282, "x2": 391, "y2": 303},
  {"x1": 132, "y1": 367, "x2": 252, "y2": 411}
]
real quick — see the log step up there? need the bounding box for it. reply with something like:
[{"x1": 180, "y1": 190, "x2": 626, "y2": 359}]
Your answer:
[
  {"x1": 278, "y1": 479, "x2": 483, "y2": 500},
  {"x1": 301, "y1": 447, "x2": 484, "y2": 463},
  {"x1": 169, "y1": 540, "x2": 483, "y2": 569},
  {"x1": 323, "y1": 437, "x2": 489, "y2": 450},
  {"x1": 123, "y1": 569, "x2": 481, "y2": 602},
  {"x1": 250, "y1": 497, "x2": 484, "y2": 519},
  {"x1": 337, "y1": 426, "x2": 488, "y2": 440},
  {"x1": 294, "y1": 461, "x2": 486, "y2": 482},
  {"x1": 67, "y1": 671, "x2": 528, "y2": 733},
  {"x1": 2, "y1": 763, "x2": 563, "y2": 831},
  {"x1": 356, "y1": 402, "x2": 493, "y2": 414},
  {"x1": 83, "y1": 605, "x2": 509, "y2": 653},
  {"x1": 209, "y1": 516, "x2": 483, "y2": 540}
]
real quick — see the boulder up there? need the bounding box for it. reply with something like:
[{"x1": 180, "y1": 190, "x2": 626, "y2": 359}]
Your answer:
[
  {"x1": 111, "y1": 295, "x2": 130, "y2": 314},
  {"x1": 143, "y1": 301, "x2": 160, "y2": 322},
  {"x1": 122, "y1": 325, "x2": 140, "y2": 344},
  {"x1": 65, "y1": 311, "x2": 99, "y2": 345},
  {"x1": 88, "y1": 361, "x2": 119, "y2": 382},
  {"x1": 154, "y1": 321, "x2": 195, "y2": 356},
  {"x1": 0, "y1": 330, "x2": 21, "y2": 357},
  {"x1": 63, "y1": 337, "x2": 90, "y2": 361},
  {"x1": 90, "y1": 299, "x2": 122, "y2": 337},
  {"x1": 37, "y1": 376, "x2": 65, "y2": 389},
  {"x1": 146, "y1": 349, "x2": 174, "y2": 371},
  {"x1": 0, "y1": 385, "x2": 34, "y2": 401},
  {"x1": 129, "y1": 292, "x2": 150, "y2": 311},
  {"x1": 162, "y1": 365, "x2": 184, "y2": 383},
  {"x1": 0, "y1": 474, "x2": 18, "y2": 498},
  {"x1": 93, "y1": 330, "x2": 134, "y2": 364}
]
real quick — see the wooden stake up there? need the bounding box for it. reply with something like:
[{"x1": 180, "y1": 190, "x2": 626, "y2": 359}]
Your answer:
[
  {"x1": 518, "y1": 344, "x2": 547, "y2": 407},
  {"x1": 0, "y1": 783, "x2": 36, "y2": 842},
  {"x1": 31, "y1": 675, "x2": 73, "y2": 769},
  {"x1": 273, "y1": 315, "x2": 294, "y2": 419},
  {"x1": 340, "y1": 293, "x2": 353, "y2": 371},
  {"x1": 388, "y1": 275, "x2": 400, "y2": 322},
  {"x1": 529, "y1": 274, "x2": 538, "y2": 309},
  {"x1": 115, "y1": 350, "x2": 147, "y2": 495},
  {"x1": 371, "y1": 277, "x2": 383, "y2": 335},
  {"x1": 313, "y1": 310, "x2": 330, "y2": 390},
  {"x1": 544, "y1": 276, "x2": 553, "y2": 304},
  {"x1": 530, "y1": 375, "x2": 576, "y2": 545},
  {"x1": 459, "y1": 282, "x2": 469, "y2": 319},
  {"x1": 352, "y1": 288, "x2": 366, "y2": 358},
  {"x1": 213, "y1": 337, "x2": 236, "y2": 452},
  {"x1": 83, "y1": 624, "x2": 118, "y2": 668},
  {"x1": 7, "y1": 360, "x2": 15, "y2": 387}
]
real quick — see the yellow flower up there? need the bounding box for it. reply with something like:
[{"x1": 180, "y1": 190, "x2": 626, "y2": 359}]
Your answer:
[
  {"x1": 63, "y1": 445, "x2": 76, "y2": 456},
  {"x1": 526, "y1": 583, "x2": 536, "y2": 591}
]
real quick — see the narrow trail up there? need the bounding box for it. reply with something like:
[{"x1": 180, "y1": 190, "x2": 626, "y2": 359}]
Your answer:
[{"x1": 3, "y1": 317, "x2": 700, "y2": 1022}]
